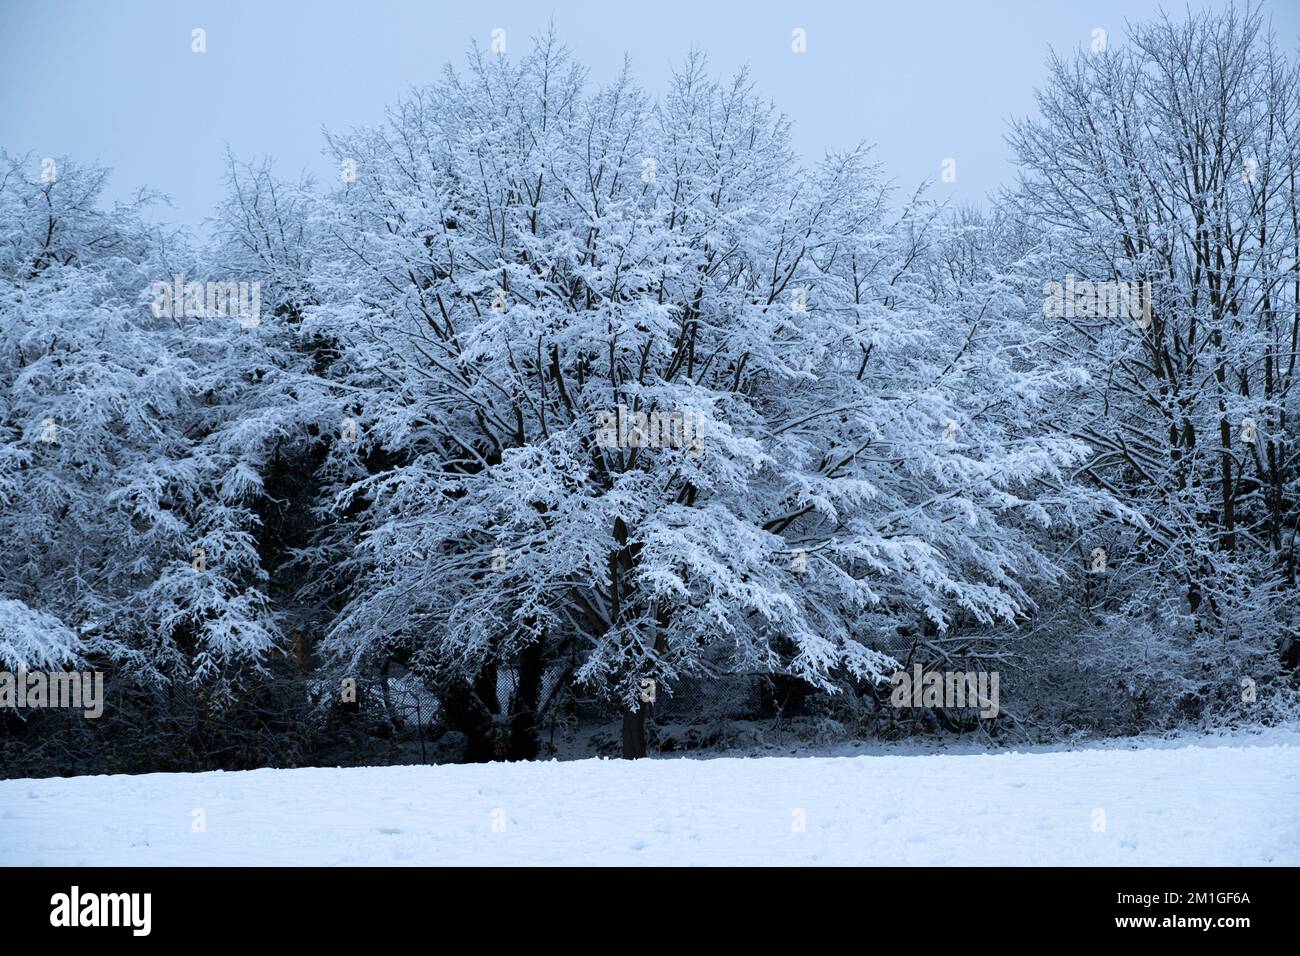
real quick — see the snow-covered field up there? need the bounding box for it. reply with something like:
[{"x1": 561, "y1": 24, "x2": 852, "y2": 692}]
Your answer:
[{"x1": 4, "y1": 730, "x2": 1298, "y2": 866}]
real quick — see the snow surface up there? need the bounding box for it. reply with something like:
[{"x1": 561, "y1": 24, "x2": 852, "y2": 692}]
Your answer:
[{"x1": 4, "y1": 731, "x2": 1298, "y2": 865}]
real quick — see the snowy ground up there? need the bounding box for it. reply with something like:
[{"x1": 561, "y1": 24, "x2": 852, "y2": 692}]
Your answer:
[{"x1": 3, "y1": 729, "x2": 1298, "y2": 865}]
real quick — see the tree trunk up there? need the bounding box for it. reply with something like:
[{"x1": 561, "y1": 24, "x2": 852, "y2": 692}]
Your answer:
[
  {"x1": 439, "y1": 671, "x2": 493, "y2": 764},
  {"x1": 507, "y1": 637, "x2": 545, "y2": 760},
  {"x1": 621, "y1": 704, "x2": 647, "y2": 759}
]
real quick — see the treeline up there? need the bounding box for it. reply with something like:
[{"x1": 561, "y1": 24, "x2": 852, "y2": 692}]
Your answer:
[{"x1": 2, "y1": 4, "x2": 1299, "y2": 775}]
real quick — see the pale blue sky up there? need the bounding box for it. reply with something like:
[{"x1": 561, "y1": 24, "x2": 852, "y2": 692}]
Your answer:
[{"x1": 3, "y1": 1, "x2": 1298, "y2": 230}]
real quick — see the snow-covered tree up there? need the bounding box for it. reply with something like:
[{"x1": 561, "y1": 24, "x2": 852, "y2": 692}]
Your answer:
[
  {"x1": 0, "y1": 151, "x2": 278, "y2": 682},
  {"x1": 1007, "y1": 2, "x2": 1300, "y2": 722},
  {"x1": 305, "y1": 34, "x2": 1088, "y2": 756}
]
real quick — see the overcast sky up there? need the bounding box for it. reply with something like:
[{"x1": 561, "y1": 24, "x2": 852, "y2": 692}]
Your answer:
[{"x1": 4, "y1": 0, "x2": 1299, "y2": 231}]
